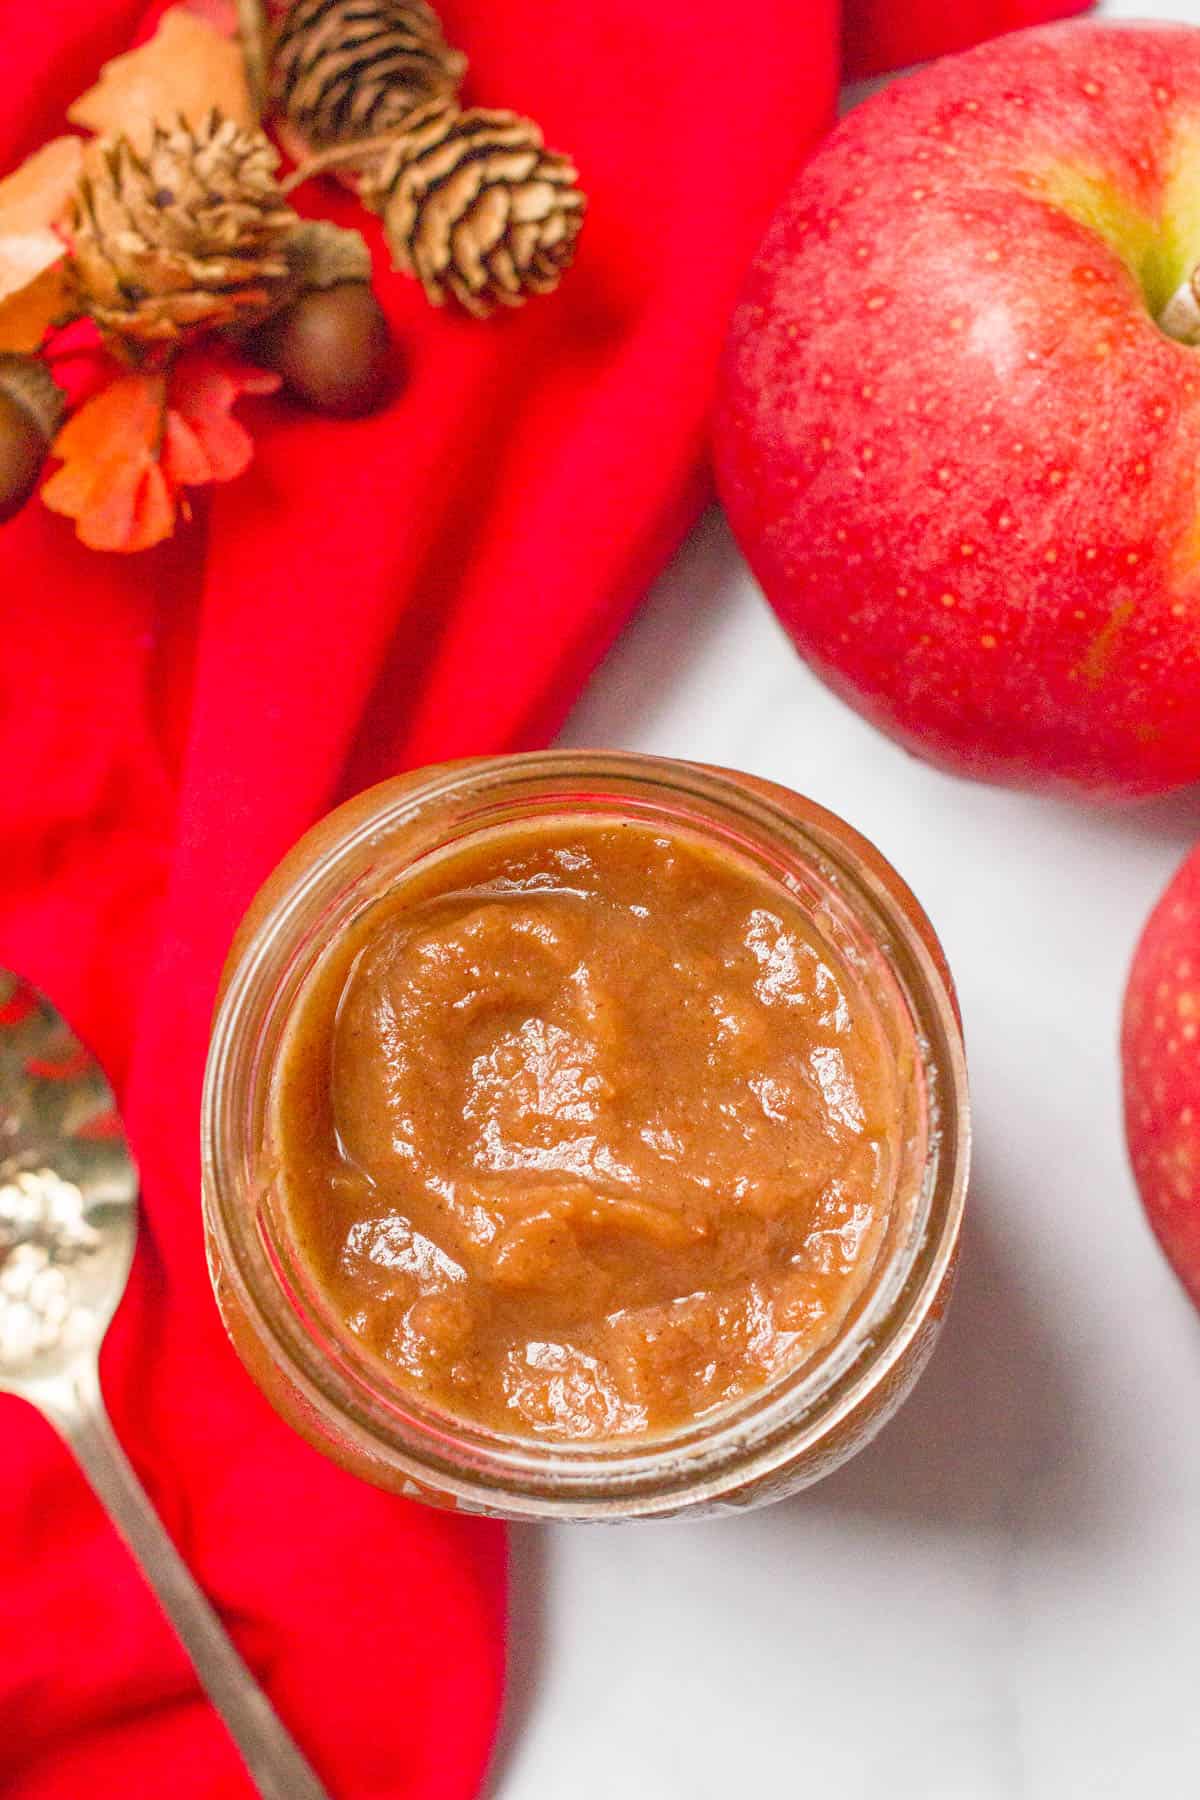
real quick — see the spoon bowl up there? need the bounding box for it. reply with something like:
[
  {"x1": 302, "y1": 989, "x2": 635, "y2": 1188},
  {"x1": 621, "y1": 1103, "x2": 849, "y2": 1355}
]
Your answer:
[{"x1": 0, "y1": 972, "x2": 136, "y2": 1387}]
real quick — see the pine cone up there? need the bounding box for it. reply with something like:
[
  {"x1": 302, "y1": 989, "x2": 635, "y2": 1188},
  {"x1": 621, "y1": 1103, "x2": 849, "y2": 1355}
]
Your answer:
[
  {"x1": 271, "y1": 0, "x2": 466, "y2": 150},
  {"x1": 363, "y1": 101, "x2": 585, "y2": 316},
  {"x1": 66, "y1": 113, "x2": 297, "y2": 348}
]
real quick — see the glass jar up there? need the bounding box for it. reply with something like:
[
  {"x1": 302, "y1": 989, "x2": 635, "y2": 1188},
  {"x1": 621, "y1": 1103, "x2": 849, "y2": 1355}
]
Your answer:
[{"x1": 201, "y1": 752, "x2": 968, "y2": 1521}]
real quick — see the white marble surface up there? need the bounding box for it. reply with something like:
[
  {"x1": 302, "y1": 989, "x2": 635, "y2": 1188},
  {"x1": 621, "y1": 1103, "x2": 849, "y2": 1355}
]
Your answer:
[{"x1": 494, "y1": 6, "x2": 1200, "y2": 1791}]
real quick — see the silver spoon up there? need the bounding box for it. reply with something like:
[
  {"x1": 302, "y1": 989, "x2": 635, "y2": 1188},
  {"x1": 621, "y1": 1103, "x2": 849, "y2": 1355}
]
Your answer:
[{"x1": 0, "y1": 969, "x2": 329, "y2": 1800}]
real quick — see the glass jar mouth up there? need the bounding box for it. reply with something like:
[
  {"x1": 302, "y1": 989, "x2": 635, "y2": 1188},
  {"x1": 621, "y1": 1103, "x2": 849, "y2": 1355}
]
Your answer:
[{"x1": 202, "y1": 751, "x2": 970, "y2": 1519}]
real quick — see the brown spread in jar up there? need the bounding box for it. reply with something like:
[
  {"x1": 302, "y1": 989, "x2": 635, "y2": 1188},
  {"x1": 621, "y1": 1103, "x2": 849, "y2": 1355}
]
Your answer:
[{"x1": 271, "y1": 819, "x2": 903, "y2": 1441}]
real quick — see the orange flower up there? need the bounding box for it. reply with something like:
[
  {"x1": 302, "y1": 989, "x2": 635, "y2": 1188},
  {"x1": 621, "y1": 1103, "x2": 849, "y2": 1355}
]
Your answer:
[{"x1": 42, "y1": 348, "x2": 279, "y2": 552}]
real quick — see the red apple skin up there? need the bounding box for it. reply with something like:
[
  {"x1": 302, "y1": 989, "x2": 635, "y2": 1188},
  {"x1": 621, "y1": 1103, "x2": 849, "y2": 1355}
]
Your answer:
[
  {"x1": 715, "y1": 23, "x2": 1200, "y2": 799},
  {"x1": 1123, "y1": 847, "x2": 1200, "y2": 1309}
]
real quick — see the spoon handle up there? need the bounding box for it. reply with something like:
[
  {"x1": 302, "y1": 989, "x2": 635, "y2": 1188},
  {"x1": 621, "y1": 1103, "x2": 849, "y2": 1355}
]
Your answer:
[{"x1": 39, "y1": 1360, "x2": 330, "y2": 1800}]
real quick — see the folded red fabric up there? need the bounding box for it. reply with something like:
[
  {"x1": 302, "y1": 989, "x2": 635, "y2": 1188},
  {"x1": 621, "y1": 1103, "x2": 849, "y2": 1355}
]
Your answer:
[{"x1": 0, "y1": 1, "x2": 1087, "y2": 1794}]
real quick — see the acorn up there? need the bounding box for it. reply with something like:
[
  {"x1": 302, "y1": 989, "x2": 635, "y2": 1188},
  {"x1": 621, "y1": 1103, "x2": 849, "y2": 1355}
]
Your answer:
[
  {"x1": 249, "y1": 282, "x2": 393, "y2": 417},
  {"x1": 0, "y1": 355, "x2": 65, "y2": 524}
]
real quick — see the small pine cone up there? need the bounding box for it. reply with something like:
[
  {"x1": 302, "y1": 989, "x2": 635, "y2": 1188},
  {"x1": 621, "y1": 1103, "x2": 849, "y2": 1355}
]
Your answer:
[
  {"x1": 364, "y1": 101, "x2": 586, "y2": 317},
  {"x1": 66, "y1": 112, "x2": 297, "y2": 348},
  {"x1": 271, "y1": 0, "x2": 466, "y2": 149}
]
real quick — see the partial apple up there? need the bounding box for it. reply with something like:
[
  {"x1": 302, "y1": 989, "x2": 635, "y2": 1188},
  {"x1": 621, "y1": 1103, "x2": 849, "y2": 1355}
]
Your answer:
[
  {"x1": 715, "y1": 23, "x2": 1200, "y2": 798},
  {"x1": 1123, "y1": 846, "x2": 1200, "y2": 1310}
]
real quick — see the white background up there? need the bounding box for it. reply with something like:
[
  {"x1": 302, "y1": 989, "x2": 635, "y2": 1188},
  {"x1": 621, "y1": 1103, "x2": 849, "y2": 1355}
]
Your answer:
[{"x1": 492, "y1": 2, "x2": 1200, "y2": 1794}]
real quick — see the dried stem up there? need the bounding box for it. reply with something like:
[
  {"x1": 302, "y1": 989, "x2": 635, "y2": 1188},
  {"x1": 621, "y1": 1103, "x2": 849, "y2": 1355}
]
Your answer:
[{"x1": 280, "y1": 130, "x2": 410, "y2": 193}]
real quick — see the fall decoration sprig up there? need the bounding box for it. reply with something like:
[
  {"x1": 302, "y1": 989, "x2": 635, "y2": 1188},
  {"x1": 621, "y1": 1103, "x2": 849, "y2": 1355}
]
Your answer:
[
  {"x1": 0, "y1": 0, "x2": 584, "y2": 550},
  {"x1": 0, "y1": 5, "x2": 395, "y2": 552}
]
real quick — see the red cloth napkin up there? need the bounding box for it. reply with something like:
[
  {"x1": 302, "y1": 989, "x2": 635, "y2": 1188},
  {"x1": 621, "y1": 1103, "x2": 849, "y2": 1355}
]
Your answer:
[{"x1": 0, "y1": 1, "x2": 1087, "y2": 1795}]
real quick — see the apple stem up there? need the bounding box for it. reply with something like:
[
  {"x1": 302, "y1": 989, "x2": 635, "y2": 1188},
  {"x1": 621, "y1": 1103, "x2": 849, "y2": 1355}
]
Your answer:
[{"x1": 1158, "y1": 276, "x2": 1200, "y2": 346}]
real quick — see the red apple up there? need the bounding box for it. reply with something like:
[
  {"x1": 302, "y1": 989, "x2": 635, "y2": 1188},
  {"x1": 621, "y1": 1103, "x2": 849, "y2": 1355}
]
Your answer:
[
  {"x1": 1123, "y1": 845, "x2": 1200, "y2": 1309},
  {"x1": 715, "y1": 22, "x2": 1200, "y2": 798}
]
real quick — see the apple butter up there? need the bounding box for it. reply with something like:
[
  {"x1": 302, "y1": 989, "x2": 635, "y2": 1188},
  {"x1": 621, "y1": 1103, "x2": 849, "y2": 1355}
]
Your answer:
[{"x1": 270, "y1": 818, "x2": 904, "y2": 1441}]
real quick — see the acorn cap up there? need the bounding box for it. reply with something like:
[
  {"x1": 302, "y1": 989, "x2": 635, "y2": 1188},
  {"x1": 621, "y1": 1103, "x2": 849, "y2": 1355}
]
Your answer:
[{"x1": 0, "y1": 353, "x2": 66, "y2": 445}]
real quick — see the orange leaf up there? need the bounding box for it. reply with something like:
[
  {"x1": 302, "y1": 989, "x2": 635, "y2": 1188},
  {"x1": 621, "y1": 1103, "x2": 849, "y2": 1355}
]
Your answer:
[
  {"x1": 0, "y1": 138, "x2": 84, "y2": 236},
  {"x1": 67, "y1": 8, "x2": 253, "y2": 152},
  {"x1": 0, "y1": 257, "x2": 68, "y2": 352},
  {"x1": 0, "y1": 137, "x2": 84, "y2": 348},
  {"x1": 42, "y1": 348, "x2": 278, "y2": 552}
]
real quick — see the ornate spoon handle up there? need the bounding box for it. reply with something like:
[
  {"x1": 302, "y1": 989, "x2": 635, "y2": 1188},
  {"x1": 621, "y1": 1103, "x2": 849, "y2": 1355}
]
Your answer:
[{"x1": 35, "y1": 1359, "x2": 330, "y2": 1800}]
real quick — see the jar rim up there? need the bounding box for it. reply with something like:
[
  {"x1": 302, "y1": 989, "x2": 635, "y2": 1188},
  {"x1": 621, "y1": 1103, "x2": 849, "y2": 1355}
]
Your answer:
[{"x1": 202, "y1": 751, "x2": 970, "y2": 1519}]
